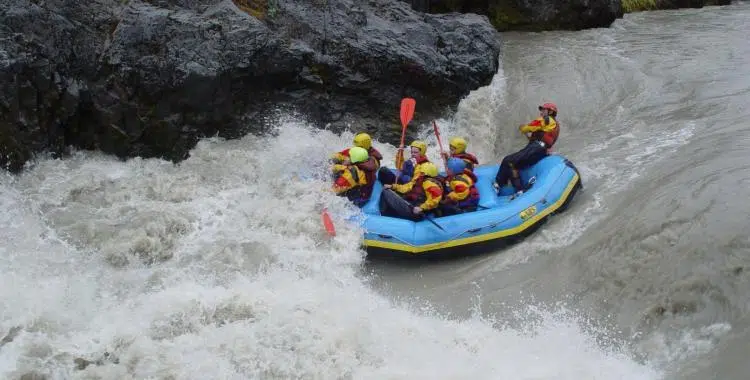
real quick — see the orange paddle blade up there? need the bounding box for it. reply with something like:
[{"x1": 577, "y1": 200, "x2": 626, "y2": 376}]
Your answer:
[{"x1": 321, "y1": 208, "x2": 336, "y2": 237}]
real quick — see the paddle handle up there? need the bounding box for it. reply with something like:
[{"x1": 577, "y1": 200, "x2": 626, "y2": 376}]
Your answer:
[
  {"x1": 432, "y1": 120, "x2": 449, "y2": 173},
  {"x1": 395, "y1": 123, "x2": 407, "y2": 170}
]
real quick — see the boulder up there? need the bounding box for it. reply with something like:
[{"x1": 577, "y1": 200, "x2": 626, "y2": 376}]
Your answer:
[{"x1": 0, "y1": 0, "x2": 501, "y2": 172}]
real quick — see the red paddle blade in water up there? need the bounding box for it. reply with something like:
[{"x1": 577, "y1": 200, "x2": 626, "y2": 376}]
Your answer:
[{"x1": 321, "y1": 208, "x2": 336, "y2": 237}]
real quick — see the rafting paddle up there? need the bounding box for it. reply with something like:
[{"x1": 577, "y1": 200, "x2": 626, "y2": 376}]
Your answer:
[
  {"x1": 432, "y1": 120, "x2": 449, "y2": 173},
  {"x1": 395, "y1": 98, "x2": 416, "y2": 170},
  {"x1": 321, "y1": 207, "x2": 336, "y2": 237},
  {"x1": 383, "y1": 188, "x2": 445, "y2": 231},
  {"x1": 423, "y1": 214, "x2": 445, "y2": 231}
]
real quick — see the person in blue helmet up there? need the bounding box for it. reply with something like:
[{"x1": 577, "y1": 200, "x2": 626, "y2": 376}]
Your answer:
[{"x1": 438, "y1": 157, "x2": 480, "y2": 216}]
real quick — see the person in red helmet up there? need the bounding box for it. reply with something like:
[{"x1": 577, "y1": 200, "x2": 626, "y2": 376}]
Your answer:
[{"x1": 494, "y1": 102, "x2": 560, "y2": 196}]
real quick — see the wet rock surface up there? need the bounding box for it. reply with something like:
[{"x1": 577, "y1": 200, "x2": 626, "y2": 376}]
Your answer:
[{"x1": 0, "y1": 0, "x2": 501, "y2": 172}]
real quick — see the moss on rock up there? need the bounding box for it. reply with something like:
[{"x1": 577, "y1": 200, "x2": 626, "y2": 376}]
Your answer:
[
  {"x1": 232, "y1": 0, "x2": 268, "y2": 20},
  {"x1": 489, "y1": 1, "x2": 529, "y2": 31},
  {"x1": 622, "y1": 0, "x2": 658, "y2": 12}
]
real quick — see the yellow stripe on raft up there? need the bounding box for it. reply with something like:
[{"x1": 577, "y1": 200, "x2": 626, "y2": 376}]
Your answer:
[{"x1": 363, "y1": 173, "x2": 580, "y2": 254}]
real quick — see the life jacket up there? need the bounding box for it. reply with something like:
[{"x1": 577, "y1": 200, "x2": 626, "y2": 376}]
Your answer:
[
  {"x1": 412, "y1": 155, "x2": 430, "y2": 174},
  {"x1": 338, "y1": 166, "x2": 365, "y2": 203},
  {"x1": 369, "y1": 147, "x2": 383, "y2": 167},
  {"x1": 402, "y1": 176, "x2": 441, "y2": 205},
  {"x1": 448, "y1": 170, "x2": 480, "y2": 208},
  {"x1": 355, "y1": 162, "x2": 375, "y2": 200},
  {"x1": 341, "y1": 147, "x2": 380, "y2": 200},
  {"x1": 530, "y1": 116, "x2": 560, "y2": 148},
  {"x1": 452, "y1": 152, "x2": 479, "y2": 170}
]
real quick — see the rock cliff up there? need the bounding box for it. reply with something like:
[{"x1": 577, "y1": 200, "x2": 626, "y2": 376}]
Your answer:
[{"x1": 0, "y1": 0, "x2": 501, "y2": 172}]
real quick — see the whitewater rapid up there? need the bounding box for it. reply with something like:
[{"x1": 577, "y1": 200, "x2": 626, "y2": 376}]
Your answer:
[
  {"x1": 0, "y1": 121, "x2": 658, "y2": 378},
  {"x1": 3, "y1": 3, "x2": 750, "y2": 379}
]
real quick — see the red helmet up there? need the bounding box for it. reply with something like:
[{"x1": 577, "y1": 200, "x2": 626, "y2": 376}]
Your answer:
[{"x1": 538, "y1": 103, "x2": 558, "y2": 113}]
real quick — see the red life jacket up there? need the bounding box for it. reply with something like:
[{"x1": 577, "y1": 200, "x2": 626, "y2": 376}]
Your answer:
[
  {"x1": 530, "y1": 116, "x2": 560, "y2": 148},
  {"x1": 403, "y1": 176, "x2": 440, "y2": 205},
  {"x1": 452, "y1": 152, "x2": 478, "y2": 169},
  {"x1": 368, "y1": 147, "x2": 383, "y2": 166}
]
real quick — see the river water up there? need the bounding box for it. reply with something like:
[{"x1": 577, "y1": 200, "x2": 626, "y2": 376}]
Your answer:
[{"x1": 2, "y1": 3, "x2": 749, "y2": 379}]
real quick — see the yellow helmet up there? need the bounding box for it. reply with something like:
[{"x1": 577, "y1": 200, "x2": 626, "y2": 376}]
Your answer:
[
  {"x1": 353, "y1": 132, "x2": 372, "y2": 150},
  {"x1": 449, "y1": 137, "x2": 467, "y2": 153},
  {"x1": 419, "y1": 162, "x2": 438, "y2": 177},
  {"x1": 409, "y1": 140, "x2": 427, "y2": 156}
]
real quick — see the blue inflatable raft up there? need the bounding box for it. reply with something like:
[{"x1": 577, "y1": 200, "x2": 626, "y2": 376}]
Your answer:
[{"x1": 357, "y1": 154, "x2": 582, "y2": 257}]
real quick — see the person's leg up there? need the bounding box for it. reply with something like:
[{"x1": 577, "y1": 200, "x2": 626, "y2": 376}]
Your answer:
[
  {"x1": 494, "y1": 157, "x2": 514, "y2": 188},
  {"x1": 377, "y1": 167, "x2": 397, "y2": 185},
  {"x1": 379, "y1": 189, "x2": 422, "y2": 221},
  {"x1": 507, "y1": 143, "x2": 547, "y2": 192},
  {"x1": 514, "y1": 143, "x2": 548, "y2": 168}
]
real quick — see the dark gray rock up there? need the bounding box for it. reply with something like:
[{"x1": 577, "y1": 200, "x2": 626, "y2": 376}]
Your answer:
[
  {"x1": 0, "y1": 0, "x2": 501, "y2": 172},
  {"x1": 401, "y1": 0, "x2": 623, "y2": 31},
  {"x1": 402, "y1": 0, "x2": 733, "y2": 31},
  {"x1": 0, "y1": 0, "x2": 106, "y2": 171},
  {"x1": 652, "y1": 0, "x2": 730, "y2": 11}
]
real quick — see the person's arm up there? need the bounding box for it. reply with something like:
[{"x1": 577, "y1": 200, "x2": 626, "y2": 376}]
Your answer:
[
  {"x1": 391, "y1": 175, "x2": 416, "y2": 194},
  {"x1": 446, "y1": 180, "x2": 469, "y2": 202}
]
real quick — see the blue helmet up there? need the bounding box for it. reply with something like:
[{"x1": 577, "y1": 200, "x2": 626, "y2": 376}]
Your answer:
[{"x1": 447, "y1": 157, "x2": 466, "y2": 174}]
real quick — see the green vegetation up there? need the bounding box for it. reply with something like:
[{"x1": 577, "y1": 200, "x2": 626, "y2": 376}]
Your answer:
[
  {"x1": 232, "y1": 0, "x2": 268, "y2": 20},
  {"x1": 622, "y1": 0, "x2": 659, "y2": 13},
  {"x1": 488, "y1": 3, "x2": 527, "y2": 31}
]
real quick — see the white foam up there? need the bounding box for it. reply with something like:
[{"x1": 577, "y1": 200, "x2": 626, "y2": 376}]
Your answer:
[{"x1": 0, "y1": 120, "x2": 660, "y2": 379}]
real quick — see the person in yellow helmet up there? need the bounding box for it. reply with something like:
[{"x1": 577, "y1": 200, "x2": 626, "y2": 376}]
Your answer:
[
  {"x1": 440, "y1": 137, "x2": 479, "y2": 171},
  {"x1": 330, "y1": 132, "x2": 383, "y2": 201},
  {"x1": 377, "y1": 139, "x2": 431, "y2": 186},
  {"x1": 380, "y1": 161, "x2": 443, "y2": 221},
  {"x1": 332, "y1": 147, "x2": 371, "y2": 206}
]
